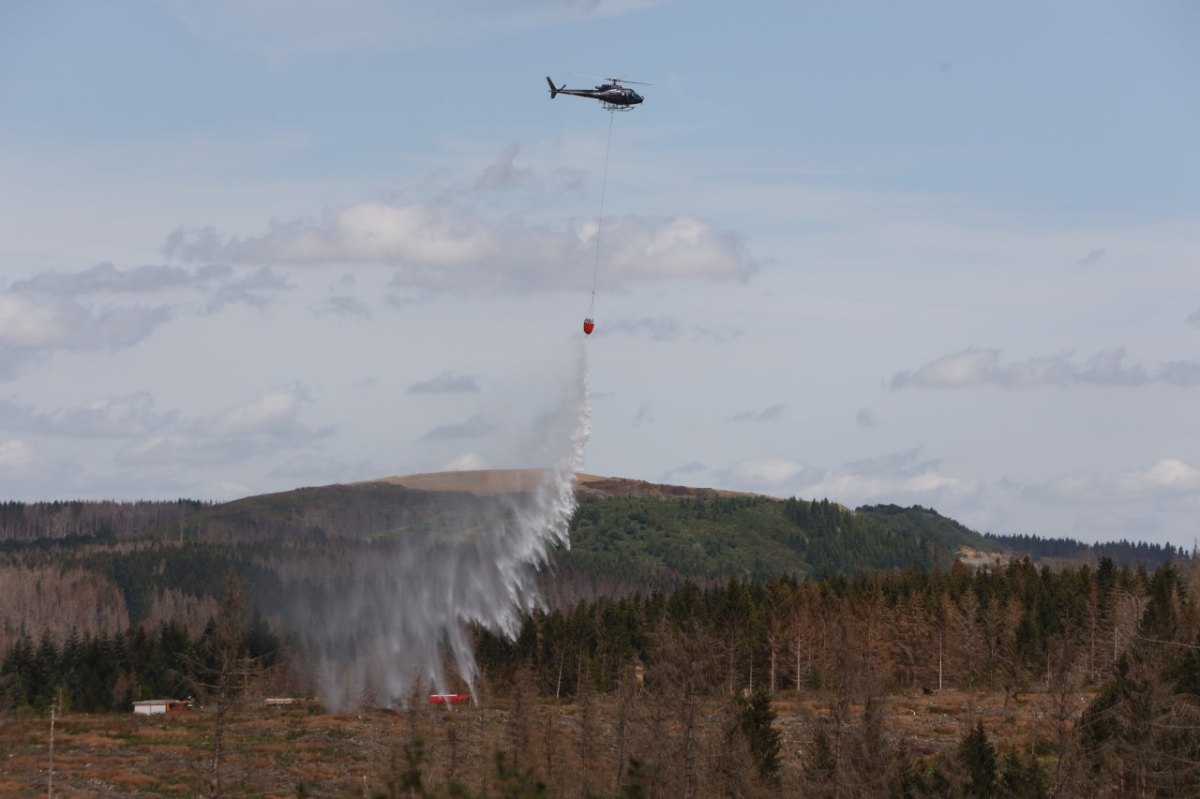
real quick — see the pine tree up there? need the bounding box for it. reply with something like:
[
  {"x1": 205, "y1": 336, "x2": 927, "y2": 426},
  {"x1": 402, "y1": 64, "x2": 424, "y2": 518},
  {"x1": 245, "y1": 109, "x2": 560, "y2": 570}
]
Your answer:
[
  {"x1": 958, "y1": 721, "x2": 997, "y2": 798},
  {"x1": 737, "y1": 689, "x2": 781, "y2": 783}
]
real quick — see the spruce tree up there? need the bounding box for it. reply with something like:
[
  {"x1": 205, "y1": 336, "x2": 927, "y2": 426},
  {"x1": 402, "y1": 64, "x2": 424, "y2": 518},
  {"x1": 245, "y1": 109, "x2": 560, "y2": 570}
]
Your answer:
[{"x1": 958, "y1": 721, "x2": 997, "y2": 798}]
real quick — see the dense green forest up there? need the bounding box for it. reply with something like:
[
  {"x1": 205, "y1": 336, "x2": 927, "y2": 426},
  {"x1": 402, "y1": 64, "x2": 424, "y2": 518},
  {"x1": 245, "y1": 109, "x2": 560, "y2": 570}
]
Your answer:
[{"x1": 986, "y1": 532, "x2": 1187, "y2": 566}]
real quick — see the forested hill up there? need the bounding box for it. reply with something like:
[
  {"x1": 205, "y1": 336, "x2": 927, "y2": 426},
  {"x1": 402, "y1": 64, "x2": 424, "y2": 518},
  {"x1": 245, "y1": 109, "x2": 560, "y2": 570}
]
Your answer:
[
  {"x1": 553, "y1": 496, "x2": 995, "y2": 597},
  {"x1": 985, "y1": 532, "x2": 1186, "y2": 567},
  {"x1": 0, "y1": 470, "x2": 1189, "y2": 656}
]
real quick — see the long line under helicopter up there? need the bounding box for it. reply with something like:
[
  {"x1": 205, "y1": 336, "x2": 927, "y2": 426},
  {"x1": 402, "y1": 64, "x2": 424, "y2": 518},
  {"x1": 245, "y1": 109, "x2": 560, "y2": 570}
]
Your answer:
[{"x1": 545, "y1": 75, "x2": 647, "y2": 335}]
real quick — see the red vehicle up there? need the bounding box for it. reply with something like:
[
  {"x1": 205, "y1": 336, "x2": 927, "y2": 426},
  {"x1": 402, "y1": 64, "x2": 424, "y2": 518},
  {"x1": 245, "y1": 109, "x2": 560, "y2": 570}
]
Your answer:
[{"x1": 428, "y1": 693, "x2": 471, "y2": 705}]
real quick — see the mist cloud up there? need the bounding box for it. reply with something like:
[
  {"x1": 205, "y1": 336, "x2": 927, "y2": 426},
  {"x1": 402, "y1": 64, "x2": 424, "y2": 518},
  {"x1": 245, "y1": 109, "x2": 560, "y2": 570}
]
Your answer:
[
  {"x1": 10, "y1": 262, "x2": 225, "y2": 295},
  {"x1": 422, "y1": 414, "x2": 494, "y2": 441},
  {"x1": 732, "y1": 403, "x2": 784, "y2": 422},
  {"x1": 473, "y1": 144, "x2": 533, "y2": 191},
  {"x1": 891, "y1": 347, "x2": 1200, "y2": 389},
  {"x1": 407, "y1": 372, "x2": 480, "y2": 395}
]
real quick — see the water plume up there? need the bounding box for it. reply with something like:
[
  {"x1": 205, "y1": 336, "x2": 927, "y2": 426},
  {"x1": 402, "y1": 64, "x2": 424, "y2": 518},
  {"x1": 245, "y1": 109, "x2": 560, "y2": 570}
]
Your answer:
[{"x1": 288, "y1": 344, "x2": 591, "y2": 710}]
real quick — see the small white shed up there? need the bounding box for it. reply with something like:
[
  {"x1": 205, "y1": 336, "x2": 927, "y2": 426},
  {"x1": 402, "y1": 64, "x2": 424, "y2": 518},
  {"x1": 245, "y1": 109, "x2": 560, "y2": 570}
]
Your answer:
[{"x1": 133, "y1": 699, "x2": 190, "y2": 715}]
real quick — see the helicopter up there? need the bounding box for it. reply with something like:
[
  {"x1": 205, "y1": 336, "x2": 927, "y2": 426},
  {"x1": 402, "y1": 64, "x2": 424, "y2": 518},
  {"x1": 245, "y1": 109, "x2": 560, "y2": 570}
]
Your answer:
[{"x1": 545, "y1": 76, "x2": 646, "y2": 110}]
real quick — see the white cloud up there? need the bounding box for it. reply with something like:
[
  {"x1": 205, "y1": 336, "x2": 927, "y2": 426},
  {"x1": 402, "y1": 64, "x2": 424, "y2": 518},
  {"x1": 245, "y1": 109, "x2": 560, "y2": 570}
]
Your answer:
[
  {"x1": 797, "y1": 449, "x2": 983, "y2": 508},
  {"x1": 443, "y1": 452, "x2": 489, "y2": 471},
  {"x1": 9, "y1": 262, "x2": 224, "y2": 296},
  {"x1": 0, "y1": 439, "x2": 35, "y2": 469},
  {"x1": 0, "y1": 439, "x2": 79, "y2": 490},
  {"x1": 1026, "y1": 458, "x2": 1200, "y2": 509},
  {"x1": 0, "y1": 295, "x2": 71, "y2": 348},
  {"x1": 315, "y1": 295, "x2": 371, "y2": 318},
  {"x1": 199, "y1": 385, "x2": 315, "y2": 439},
  {"x1": 605, "y1": 316, "x2": 744, "y2": 343},
  {"x1": 166, "y1": 202, "x2": 756, "y2": 290},
  {"x1": 407, "y1": 372, "x2": 480, "y2": 394},
  {"x1": 0, "y1": 293, "x2": 173, "y2": 378},
  {"x1": 0, "y1": 392, "x2": 171, "y2": 438},
  {"x1": 117, "y1": 384, "x2": 330, "y2": 467},
  {"x1": 892, "y1": 347, "x2": 1200, "y2": 389},
  {"x1": 722, "y1": 457, "x2": 818, "y2": 489},
  {"x1": 205, "y1": 267, "x2": 292, "y2": 312}
]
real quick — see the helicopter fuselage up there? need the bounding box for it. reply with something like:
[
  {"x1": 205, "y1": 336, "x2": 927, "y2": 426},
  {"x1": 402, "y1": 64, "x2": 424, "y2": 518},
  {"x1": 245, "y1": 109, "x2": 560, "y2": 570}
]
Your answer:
[{"x1": 546, "y1": 78, "x2": 643, "y2": 108}]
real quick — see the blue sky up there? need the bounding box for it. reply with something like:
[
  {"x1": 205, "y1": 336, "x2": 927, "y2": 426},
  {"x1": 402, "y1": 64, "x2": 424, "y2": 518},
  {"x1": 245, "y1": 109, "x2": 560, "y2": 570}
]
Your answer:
[{"x1": 2, "y1": 0, "x2": 1199, "y2": 546}]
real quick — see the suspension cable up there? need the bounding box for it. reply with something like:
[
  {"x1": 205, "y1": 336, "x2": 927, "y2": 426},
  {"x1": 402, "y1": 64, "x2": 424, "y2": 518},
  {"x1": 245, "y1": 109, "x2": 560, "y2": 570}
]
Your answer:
[{"x1": 589, "y1": 109, "x2": 615, "y2": 316}]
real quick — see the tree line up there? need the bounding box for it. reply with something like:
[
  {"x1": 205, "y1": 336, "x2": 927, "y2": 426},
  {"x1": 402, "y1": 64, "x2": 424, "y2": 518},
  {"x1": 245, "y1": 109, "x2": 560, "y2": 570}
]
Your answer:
[{"x1": 4, "y1": 557, "x2": 1197, "y2": 796}]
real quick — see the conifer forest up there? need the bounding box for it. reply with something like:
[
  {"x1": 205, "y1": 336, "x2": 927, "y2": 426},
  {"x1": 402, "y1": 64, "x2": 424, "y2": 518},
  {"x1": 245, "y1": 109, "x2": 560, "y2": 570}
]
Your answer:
[{"x1": 1, "y1": 490, "x2": 1197, "y2": 797}]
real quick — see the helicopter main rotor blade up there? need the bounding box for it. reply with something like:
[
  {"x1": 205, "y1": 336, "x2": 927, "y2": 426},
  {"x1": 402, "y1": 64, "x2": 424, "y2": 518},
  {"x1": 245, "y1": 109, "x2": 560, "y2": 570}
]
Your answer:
[{"x1": 571, "y1": 72, "x2": 652, "y2": 85}]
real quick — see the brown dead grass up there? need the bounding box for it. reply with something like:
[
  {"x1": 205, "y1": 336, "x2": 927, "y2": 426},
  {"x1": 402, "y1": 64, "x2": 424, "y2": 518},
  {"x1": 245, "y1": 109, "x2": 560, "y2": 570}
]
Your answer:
[{"x1": 0, "y1": 688, "x2": 1090, "y2": 798}]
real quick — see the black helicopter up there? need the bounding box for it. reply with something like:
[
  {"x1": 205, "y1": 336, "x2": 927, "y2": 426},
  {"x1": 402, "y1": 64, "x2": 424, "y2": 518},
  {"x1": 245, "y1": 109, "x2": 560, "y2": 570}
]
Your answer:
[{"x1": 545, "y1": 76, "x2": 646, "y2": 110}]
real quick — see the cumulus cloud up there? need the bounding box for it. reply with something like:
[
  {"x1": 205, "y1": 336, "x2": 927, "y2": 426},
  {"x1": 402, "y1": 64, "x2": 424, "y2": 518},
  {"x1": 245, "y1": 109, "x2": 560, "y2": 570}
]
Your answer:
[
  {"x1": 0, "y1": 438, "x2": 79, "y2": 491},
  {"x1": 605, "y1": 316, "x2": 744, "y2": 343},
  {"x1": 797, "y1": 449, "x2": 983, "y2": 508},
  {"x1": 0, "y1": 438, "x2": 35, "y2": 469},
  {"x1": 165, "y1": 202, "x2": 756, "y2": 290},
  {"x1": 891, "y1": 347, "x2": 1200, "y2": 389},
  {"x1": 0, "y1": 294, "x2": 173, "y2": 378},
  {"x1": 0, "y1": 262, "x2": 296, "y2": 378},
  {"x1": 10, "y1": 262, "x2": 226, "y2": 295},
  {"x1": 407, "y1": 372, "x2": 480, "y2": 394},
  {"x1": 0, "y1": 392, "x2": 172, "y2": 438},
  {"x1": 719, "y1": 457, "x2": 822, "y2": 491},
  {"x1": 205, "y1": 267, "x2": 292, "y2": 312},
  {"x1": 315, "y1": 295, "x2": 371, "y2": 318},
  {"x1": 117, "y1": 384, "x2": 330, "y2": 467},
  {"x1": 422, "y1": 414, "x2": 493, "y2": 441},
  {"x1": 1024, "y1": 458, "x2": 1200, "y2": 509},
  {"x1": 732, "y1": 404, "x2": 784, "y2": 422},
  {"x1": 198, "y1": 385, "x2": 319, "y2": 439}
]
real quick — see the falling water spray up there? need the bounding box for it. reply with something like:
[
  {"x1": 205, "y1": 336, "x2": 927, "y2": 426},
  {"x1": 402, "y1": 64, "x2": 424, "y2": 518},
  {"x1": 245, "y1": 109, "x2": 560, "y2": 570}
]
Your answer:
[{"x1": 288, "y1": 345, "x2": 591, "y2": 710}]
